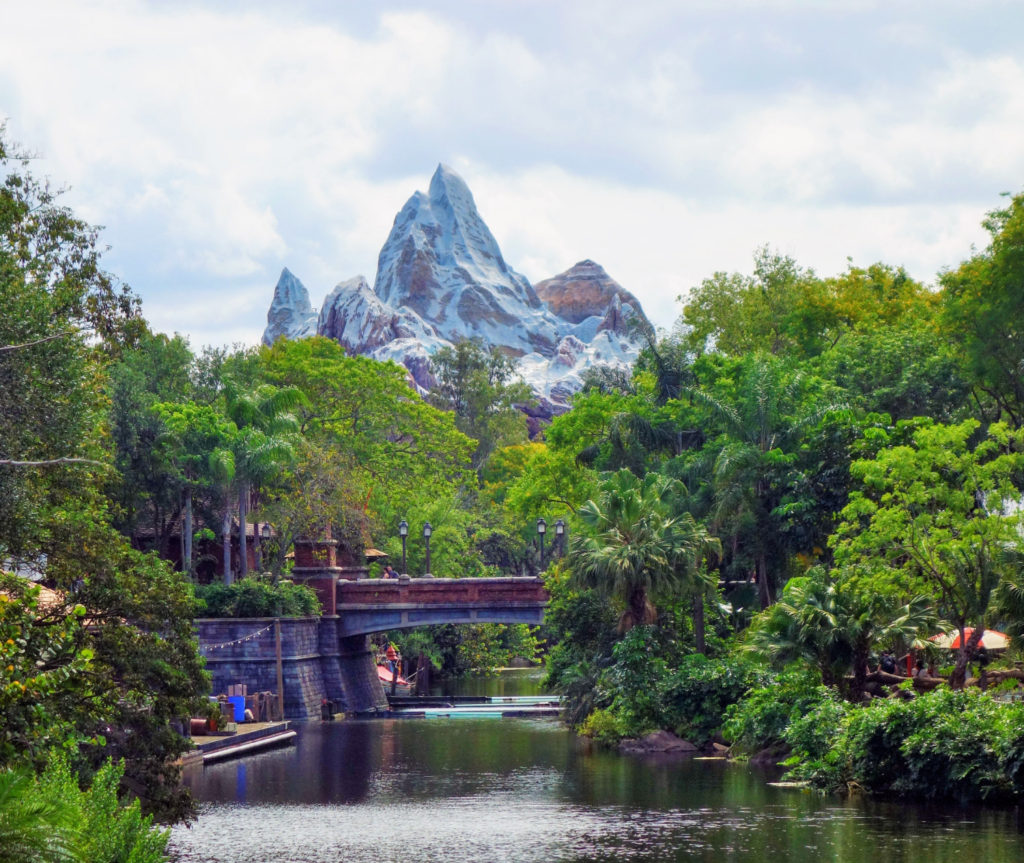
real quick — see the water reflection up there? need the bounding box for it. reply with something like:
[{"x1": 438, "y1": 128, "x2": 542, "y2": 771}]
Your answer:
[{"x1": 173, "y1": 717, "x2": 1024, "y2": 863}]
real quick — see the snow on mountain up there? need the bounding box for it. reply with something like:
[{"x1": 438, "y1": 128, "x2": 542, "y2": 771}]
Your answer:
[
  {"x1": 262, "y1": 165, "x2": 648, "y2": 412},
  {"x1": 263, "y1": 268, "x2": 318, "y2": 345},
  {"x1": 373, "y1": 164, "x2": 559, "y2": 358}
]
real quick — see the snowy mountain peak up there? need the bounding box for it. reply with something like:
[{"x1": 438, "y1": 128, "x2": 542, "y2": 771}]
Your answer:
[
  {"x1": 372, "y1": 164, "x2": 553, "y2": 355},
  {"x1": 262, "y1": 166, "x2": 650, "y2": 414},
  {"x1": 263, "y1": 268, "x2": 317, "y2": 345}
]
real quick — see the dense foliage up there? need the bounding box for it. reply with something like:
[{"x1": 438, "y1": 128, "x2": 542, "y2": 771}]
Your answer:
[
  {"x1": 535, "y1": 190, "x2": 1024, "y2": 806},
  {"x1": 195, "y1": 578, "x2": 321, "y2": 618},
  {"x1": 0, "y1": 755, "x2": 169, "y2": 863}
]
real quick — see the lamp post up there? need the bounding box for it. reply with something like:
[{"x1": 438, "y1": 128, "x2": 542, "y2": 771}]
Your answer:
[
  {"x1": 555, "y1": 519, "x2": 565, "y2": 557},
  {"x1": 423, "y1": 522, "x2": 432, "y2": 578},
  {"x1": 399, "y1": 519, "x2": 408, "y2": 575},
  {"x1": 260, "y1": 523, "x2": 270, "y2": 574},
  {"x1": 537, "y1": 517, "x2": 547, "y2": 569}
]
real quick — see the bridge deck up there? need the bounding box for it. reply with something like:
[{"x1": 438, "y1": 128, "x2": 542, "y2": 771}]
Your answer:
[{"x1": 334, "y1": 576, "x2": 548, "y2": 637}]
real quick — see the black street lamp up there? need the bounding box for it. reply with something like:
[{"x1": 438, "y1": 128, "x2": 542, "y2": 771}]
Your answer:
[
  {"x1": 260, "y1": 523, "x2": 272, "y2": 576},
  {"x1": 399, "y1": 519, "x2": 408, "y2": 574},
  {"x1": 555, "y1": 519, "x2": 565, "y2": 557},
  {"x1": 423, "y1": 522, "x2": 432, "y2": 577},
  {"x1": 537, "y1": 517, "x2": 547, "y2": 568}
]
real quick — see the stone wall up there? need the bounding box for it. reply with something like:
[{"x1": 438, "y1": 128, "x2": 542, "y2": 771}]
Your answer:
[{"x1": 197, "y1": 616, "x2": 363, "y2": 720}]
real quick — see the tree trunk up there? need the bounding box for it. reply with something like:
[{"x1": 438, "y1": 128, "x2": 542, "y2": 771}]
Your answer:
[
  {"x1": 222, "y1": 504, "x2": 233, "y2": 585},
  {"x1": 183, "y1": 494, "x2": 193, "y2": 577},
  {"x1": 756, "y1": 554, "x2": 772, "y2": 609},
  {"x1": 850, "y1": 647, "x2": 868, "y2": 702},
  {"x1": 623, "y1": 586, "x2": 651, "y2": 632},
  {"x1": 692, "y1": 592, "x2": 706, "y2": 655},
  {"x1": 950, "y1": 626, "x2": 984, "y2": 690},
  {"x1": 238, "y1": 484, "x2": 248, "y2": 579}
]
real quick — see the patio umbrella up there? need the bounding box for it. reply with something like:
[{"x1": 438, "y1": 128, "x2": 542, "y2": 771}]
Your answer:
[{"x1": 929, "y1": 628, "x2": 1011, "y2": 650}]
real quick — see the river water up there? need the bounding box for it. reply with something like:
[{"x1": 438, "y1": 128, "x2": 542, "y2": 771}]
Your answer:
[{"x1": 171, "y1": 672, "x2": 1024, "y2": 863}]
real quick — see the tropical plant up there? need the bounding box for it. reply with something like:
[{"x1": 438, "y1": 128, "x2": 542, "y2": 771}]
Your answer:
[
  {"x1": 223, "y1": 382, "x2": 304, "y2": 579},
  {"x1": 747, "y1": 566, "x2": 934, "y2": 700},
  {"x1": 0, "y1": 767, "x2": 79, "y2": 863},
  {"x1": 834, "y1": 418, "x2": 1024, "y2": 688},
  {"x1": 195, "y1": 578, "x2": 320, "y2": 618},
  {"x1": 688, "y1": 353, "x2": 845, "y2": 607},
  {"x1": 572, "y1": 469, "x2": 699, "y2": 631}
]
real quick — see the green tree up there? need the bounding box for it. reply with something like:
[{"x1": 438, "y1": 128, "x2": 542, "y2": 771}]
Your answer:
[
  {"x1": 106, "y1": 331, "x2": 196, "y2": 556},
  {"x1": 834, "y1": 419, "x2": 1024, "y2": 688},
  {"x1": 223, "y1": 382, "x2": 303, "y2": 579},
  {"x1": 427, "y1": 339, "x2": 533, "y2": 472},
  {"x1": 0, "y1": 130, "x2": 207, "y2": 820},
  {"x1": 572, "y1": 469, "x2": 705, "y2": 632},
  {"x1": 748, "y1": 566, "x2": 933, "y2": 700},
  {"x1": 941, "y1": 191, "x2": 1024, "y2": 427},
  {"x1": 152, "y1": 402, "x2": 236, "y2": 577},
  {"x1": 691, "y1": 354, "x2": 845, "y2": 607}
]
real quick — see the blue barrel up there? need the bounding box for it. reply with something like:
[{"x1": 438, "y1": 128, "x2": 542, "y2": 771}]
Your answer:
[{"x1": 228, "y1": 695, "x2": 245, "y2": 722}]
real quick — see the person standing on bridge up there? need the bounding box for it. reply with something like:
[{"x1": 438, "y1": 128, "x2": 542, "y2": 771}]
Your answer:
[{"x1": 382, "y1": 564, "x2": 398, "y2": 578}]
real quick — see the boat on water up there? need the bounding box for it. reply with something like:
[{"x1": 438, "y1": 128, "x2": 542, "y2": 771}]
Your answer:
[{"x1": 377, "y1": 664, "x2": 412, "y2": 693}]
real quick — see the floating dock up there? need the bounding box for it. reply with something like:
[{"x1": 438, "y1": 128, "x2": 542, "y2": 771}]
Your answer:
[
  {"x1": 183, "y1": 721, "x2": 296, "y2": 765},
  {"x1": 388, "y1": 695, "x2": 562, "y2": 719}
]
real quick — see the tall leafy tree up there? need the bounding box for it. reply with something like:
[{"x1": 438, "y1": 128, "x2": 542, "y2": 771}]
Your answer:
[
  {"x1": 833, "y1": 419, "x2": 1024, "y2": 688},
  {"x1": 572, "y1": 469, "x2": 710, "y2": 633},
  {"x1": 427, "y1": 339, "x2": 533, "y2": 472},
  {"x1": 749, "y1": 566, "x2": 933, "y2": 700},
  {"x1": 691, "y1": 354, "x2": 845, "y2": 607},
  {"x1": 0, "y1": 129, "x2": 207, "y2": 818},
  {"x1": 153, "y1": 402, "x2": 237, "y2": 576},
  {"x1": 941, "y1": 191, "x2": 1024, "y2": 427},
  {"x1": 223, "y1": 382, "x2": 303, "y2": 579}
]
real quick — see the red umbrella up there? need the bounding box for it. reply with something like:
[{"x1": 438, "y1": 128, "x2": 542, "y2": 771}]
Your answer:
[{"x1": 929, "y1": 628, "x2": 1010, "y2": 650}]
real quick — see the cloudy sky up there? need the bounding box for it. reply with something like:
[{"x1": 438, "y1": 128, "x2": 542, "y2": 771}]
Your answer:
[{"x1": 2, "y1": 1, "x2": 1022, "y2": 347}]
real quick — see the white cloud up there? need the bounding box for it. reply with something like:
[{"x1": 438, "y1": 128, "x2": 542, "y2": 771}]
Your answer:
[{"x1": 0, "y1": 0, "x2": 1020, "y2": 346}]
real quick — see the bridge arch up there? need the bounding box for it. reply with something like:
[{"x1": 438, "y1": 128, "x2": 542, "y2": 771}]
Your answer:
[{"x1": 334, "y1": 576, "x2": 548, "y2": 638}]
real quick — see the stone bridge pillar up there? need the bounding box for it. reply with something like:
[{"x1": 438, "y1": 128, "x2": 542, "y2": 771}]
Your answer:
[{"x1": 337, "y1": 634, "x2": 388, "y2": 713}]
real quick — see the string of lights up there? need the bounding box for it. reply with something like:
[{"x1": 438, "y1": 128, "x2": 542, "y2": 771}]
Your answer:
[{"x1": 200, "y1": 624, "x2": 273, "y2": 652}]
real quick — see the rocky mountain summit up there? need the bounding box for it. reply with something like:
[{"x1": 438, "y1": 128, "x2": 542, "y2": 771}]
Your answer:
[{"x1": 263, "y1": 164, "x2": 650, "y2": 413}]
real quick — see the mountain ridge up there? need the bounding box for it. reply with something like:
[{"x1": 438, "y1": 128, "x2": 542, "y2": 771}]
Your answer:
[{"x1": 263, "y1": 164, "x2": 649, "y2": 413}]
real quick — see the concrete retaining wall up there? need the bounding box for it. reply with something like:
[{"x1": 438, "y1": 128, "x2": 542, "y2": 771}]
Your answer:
[{"x1": 197, "y1": 616, "x2": 380, "y2": 720}]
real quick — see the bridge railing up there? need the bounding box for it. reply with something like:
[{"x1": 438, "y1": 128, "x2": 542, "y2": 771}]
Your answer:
[{"x1": 336, "y1": 576, "x2": 548, "y2": 607}]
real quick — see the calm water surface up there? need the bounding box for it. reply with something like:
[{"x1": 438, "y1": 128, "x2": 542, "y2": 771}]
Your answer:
[{"x1": 171, "y1": 673, "x2": 1024, "y2": 863}]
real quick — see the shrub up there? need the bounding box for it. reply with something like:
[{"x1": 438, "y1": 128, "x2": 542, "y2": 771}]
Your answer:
[
  {"x1": 196, "y1": 578, "x2": 320, "y2": 618},
  {"x1": 579, "y1": 707, "x2": 628, "y2": 746},
  {"x1": 659, "y1": 653, "x2": 770, "y2": 745},
  {"x1": 0, "y1": 753, "x2": 170, "y2": 863},
  {"x1": 786, "y1": 688, "x2": 1024, "y2": 803},
  {"x1": 601, "y1": 627, "x2": 673, "y2": 737},
  {"x1": 722, "y1": 668, "x2": 831, "y2": 754}
]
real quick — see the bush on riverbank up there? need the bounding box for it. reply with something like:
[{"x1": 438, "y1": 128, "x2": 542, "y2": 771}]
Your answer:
[
  {"x1": 784, "y1": 687, "x2": 1024, "y2": 804},
  {"x1": 196, "y1": 578, "x2": 320, "y2": 618},
  {"x1": 577, "y1": 627, "x2": 767, "y2": 745},
  {"x1": 722, "y1": 669, "x2": 834, "y2": 755},
  {"x1": 0, "y1": 754, "x2": 169, "y2": 863}
]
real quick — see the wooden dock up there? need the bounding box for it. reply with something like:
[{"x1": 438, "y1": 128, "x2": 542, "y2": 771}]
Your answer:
[{"x1": 181, "y1": 721, "x2": 296, "y2": 766}]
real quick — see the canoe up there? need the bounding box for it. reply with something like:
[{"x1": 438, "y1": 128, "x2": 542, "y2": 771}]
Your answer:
[{"x1": 377, "y1": 664, "x2": 412, "y2": 692}]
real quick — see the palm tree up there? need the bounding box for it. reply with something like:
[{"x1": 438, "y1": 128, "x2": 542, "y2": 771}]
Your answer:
[
  {"x1": 669, "y1": 512, "x2": 721, "y2": 654},
  {"x1": 572, "y1": 469, "x2": 704, "y2": 633},
  {"x1": 749, "y1": 567, "x2": 934, "y2": 700},
  {"x1": 689, "y1": 354, "x2": 845, "y2": 608},
  {"x1": 223, "y1": 383, "x2": 304, "y2": 579},
  {"x1": 0, "y1": 768, "x2": 79, "y2": 863}
]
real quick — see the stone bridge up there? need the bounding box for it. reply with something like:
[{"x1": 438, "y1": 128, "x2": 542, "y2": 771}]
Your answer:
[
  {"x1": 197, "y1": 575, "x2": 549, "y2": 720},
  {"x1": 334, "y1": 576, "x2": 548, "y2": 637}
]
